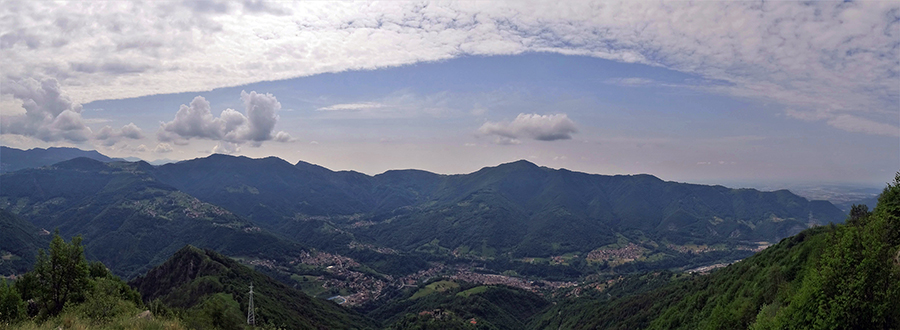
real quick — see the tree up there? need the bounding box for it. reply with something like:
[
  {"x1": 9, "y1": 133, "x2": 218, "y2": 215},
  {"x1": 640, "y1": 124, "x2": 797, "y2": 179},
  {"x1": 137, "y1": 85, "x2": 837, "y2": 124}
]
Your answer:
[
  {"x1": 847, "y1": 204, "x2": 870, "y2": 226},
  {"x1": 32, "y1": 232, "x2": 90, "y2": 317},
  {"x1": 0, "y1": 279, "x2": 26, "y2": 324}
]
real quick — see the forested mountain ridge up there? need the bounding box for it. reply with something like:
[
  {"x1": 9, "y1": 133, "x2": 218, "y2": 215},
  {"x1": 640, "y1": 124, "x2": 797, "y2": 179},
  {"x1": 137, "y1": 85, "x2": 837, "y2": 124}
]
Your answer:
[
  {"x1": 0, "y1": 158, "x2": 313, "y2": 279},
  {"x1": 149, "y1": 154, "x2": 845, "y2": 260},
  {"x1": 0, "y1": 152, "x2": 851, "y2": 311},
  {"x1": 0, "y1": 146, "x2": 119, "y2": 173}
]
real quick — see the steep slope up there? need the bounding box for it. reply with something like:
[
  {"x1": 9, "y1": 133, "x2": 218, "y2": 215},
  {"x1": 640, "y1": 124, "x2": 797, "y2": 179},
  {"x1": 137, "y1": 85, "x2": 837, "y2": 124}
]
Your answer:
[
  {"x1": 152, "y1": 155, "x2": 376, "y2": 228},
  {"x1": 0, "y1": 208, "x2": 50, "y2": 276},
  {"x1": 130, "y1": 245, "x2": 376, "y2": 329},
  {"x1": 532, "y1": 175, "x2": 900, "y2": 330},
  {"x1": 0, "y1": 146, "x2": 118, "y2": 173},
  {"x1": 368, "y1": 281, "x2": 550, "y2": 330},
  {"x1": 0, "y1": 158, "x2": 311, "y2": 279}
]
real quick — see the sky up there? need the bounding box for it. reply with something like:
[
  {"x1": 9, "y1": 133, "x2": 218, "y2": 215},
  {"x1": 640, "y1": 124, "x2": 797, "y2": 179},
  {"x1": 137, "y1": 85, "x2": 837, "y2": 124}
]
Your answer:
[{"x1": 0, "y1": 1, "x2": 898, "y2": 188}]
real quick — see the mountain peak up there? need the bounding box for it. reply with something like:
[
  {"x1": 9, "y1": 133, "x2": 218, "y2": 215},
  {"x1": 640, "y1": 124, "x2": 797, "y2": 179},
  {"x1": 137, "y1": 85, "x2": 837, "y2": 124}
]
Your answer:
[
  {"x1": 491, "y1": 159, "x2": 541, "y2": 171},
  {"x1": 506, "y1": 159, "x2": 538, "y2": 166},
  {"x1": 480, "y1": 159, "x2": 544, "y2": 175},
  {"x1": 295, "y1": 159, "x2": 333, "y2": 173},
  {"x1": 52, "y1": 157, "x2": 108, "y2": 171}
]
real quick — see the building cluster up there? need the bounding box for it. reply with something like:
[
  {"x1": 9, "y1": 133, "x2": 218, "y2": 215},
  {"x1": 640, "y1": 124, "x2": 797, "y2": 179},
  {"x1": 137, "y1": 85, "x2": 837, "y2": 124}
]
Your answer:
[
  {"x1": 586, "y1": 243, "x2": 646, "y2": 262},
  {"x1": 244, "y1": 258, "x2": 277, "y2": 269},
  {"x1": 665, "y1": 243, "x2": 725, "y2": 254},
  {"x1": 348, "y1": 241, "x2": 398, "y2": 254},
  {"x1": 295, "y1": 251, "x2": 361, "y2": 268}
]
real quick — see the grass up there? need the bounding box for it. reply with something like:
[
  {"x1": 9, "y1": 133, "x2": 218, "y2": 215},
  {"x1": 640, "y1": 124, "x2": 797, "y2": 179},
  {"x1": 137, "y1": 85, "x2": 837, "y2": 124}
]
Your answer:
[
  {"x1": 456, "y1": 286, "x2": 488, "y2": 298},
  {"x1": 9, "y1": 311, "x2": 186, "y2": 330},
  {"x1": 410, "y1": 280, "x2": 459, "y2": 300},
  {"x1": 291, "y1": 274, "x2": 329, "y2": 298}
]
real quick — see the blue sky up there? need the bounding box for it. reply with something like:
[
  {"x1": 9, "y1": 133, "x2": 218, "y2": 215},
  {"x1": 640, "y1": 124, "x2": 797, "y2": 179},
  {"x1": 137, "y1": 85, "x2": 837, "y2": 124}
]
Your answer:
[{"x1": 1, "y1": 1, "x2": 897, "y2": 187}]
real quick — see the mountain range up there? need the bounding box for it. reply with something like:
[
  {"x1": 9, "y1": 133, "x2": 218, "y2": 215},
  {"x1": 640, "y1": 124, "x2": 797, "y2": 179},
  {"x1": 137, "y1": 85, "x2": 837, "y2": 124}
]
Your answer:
[
  {"x1": 0, "y1": 146, "x2": 846, "y2": 281},
  {"x1": 0, "y1": 146, "x2": 895, "y2": 330},
  {"x1": 149, "y1": 154, "x2": 845, "y2": 259},
  {"x1": 0, "y1": 157, "x2": 311, "y2": 279},
  {"x1": 0, "y1": 146, "x2": 119, "y2": 173}
]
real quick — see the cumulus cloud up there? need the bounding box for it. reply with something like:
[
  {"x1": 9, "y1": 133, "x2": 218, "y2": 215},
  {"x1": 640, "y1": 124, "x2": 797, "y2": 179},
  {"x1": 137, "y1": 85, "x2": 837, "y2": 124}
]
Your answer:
[
  {"x1": 273, "y1": 130, "x2": 293, "y2": 142},
  {"x1": 1, "y1": 2, "x2": 897, "y2": 136},
  {"x1": 478, "y1": 113, "x2": 577, "y2": 143},
  {"x1": 95, "y1": 122, "x2": 144, "y2": 146},
  {"x1": 0, "y1": 78, "x2": 91, "y2": 142},
  {"x1": 157, "y1": 90, "x2": 292, "y2": 145},
  {"x1": 239, "y1": 90, "x2": 281, "y2": 142},
  {"x1": 212, "y1": 141, "x2": 240, "y2": 154},
  {"x1": 153, "y1": 142, "x2": 173, "y2": 153}
]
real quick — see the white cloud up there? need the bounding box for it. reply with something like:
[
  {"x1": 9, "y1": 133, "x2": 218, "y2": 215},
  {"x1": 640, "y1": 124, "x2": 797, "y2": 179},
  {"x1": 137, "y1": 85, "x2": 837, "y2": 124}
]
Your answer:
[
  {"x1": 493, "y1": 137, "x2": 521, "y2": 145},
  {"x1": 0, "y1": 78, "x2": 91, "y2": 142},
  {"x1": 120, "y1": 122, "x2": 144, "y2": 139},
  {"x1": 153, "y1": 142, "x2": 173, "y2": 153},
  {"x1": 784, "y1": 108, "x2": 831, "y2": 122},
  {"x1": 239, "y1": 90, "x2": 280, "y2": 142},
  {"x1": 785, "y1": 109, "x2": 899, "y2": 136},
  {"x1": 826, "y1": 115, "x2": 900, "y2": 138},
  {"x1": 479, "y1": 113, "x2": 577, "y2": 142},
  {"x1": 273, "y1": 130, "x2": 293, "y2": 142},
  {"x1": 95, "y1": 122, "x2": 144, "y2": 146},
  {"x1": 157, "y1": 96, "x2": 224, "y2": 142},
  {"x1": 212, "y1": 141, "x2": 240, "y2": 154},
  {"x1": 317, "y1": 102, "x2": 385, "y2": 111},
  {"x1": 157, "y1": 90, "x2": 290, "y2": 145},
  {"x1": 1, "y1": 1, "x2": 897, "y2": 136},
  {"x1": 604, "y1": 77, "x2": 655, "y2": 87}
]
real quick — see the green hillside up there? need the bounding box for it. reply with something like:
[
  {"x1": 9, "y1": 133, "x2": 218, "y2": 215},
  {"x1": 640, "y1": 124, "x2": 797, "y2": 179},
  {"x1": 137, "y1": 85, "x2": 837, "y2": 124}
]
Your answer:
[
  {"x1": 367, "y1": 279, "x2": 550, "y2": 330},
  {"x1": 130, "y1": 245, "x2": 376, "y2": 329},
  {"x1": 150, "y1": 155, "x2": 845, "y2": 277},
  {"x1": 365, "y1": 161, "x2": 845, "y2": 257},
  {"x1": 0, "y1": 208, "x2": 49, "y2": 276},
  {"x1": 0, "y1": 158, "x2": 312, "y2": 279},
  {"x1": 531, "y1": 175, "x2": 900, "y2": 329}
]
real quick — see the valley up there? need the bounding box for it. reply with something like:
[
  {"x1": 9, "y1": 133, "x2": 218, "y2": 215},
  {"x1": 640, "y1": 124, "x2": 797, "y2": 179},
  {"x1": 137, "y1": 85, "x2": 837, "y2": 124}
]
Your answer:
[{"x1": 0, "y1": 147, "x2": 894, "y2": 330}]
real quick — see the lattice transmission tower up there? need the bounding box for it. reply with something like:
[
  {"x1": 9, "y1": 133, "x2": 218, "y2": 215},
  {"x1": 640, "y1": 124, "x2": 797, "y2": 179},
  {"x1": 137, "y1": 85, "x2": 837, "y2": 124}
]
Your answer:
[{"x1": 247, "y1": 283, "x2": 255, "y2": 326}]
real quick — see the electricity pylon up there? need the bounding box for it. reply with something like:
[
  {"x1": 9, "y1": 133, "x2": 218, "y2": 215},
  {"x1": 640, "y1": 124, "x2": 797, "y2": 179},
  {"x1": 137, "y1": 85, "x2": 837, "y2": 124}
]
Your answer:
[{"x1": 247, "y1": 283, "x2": 255, "y2": 326}]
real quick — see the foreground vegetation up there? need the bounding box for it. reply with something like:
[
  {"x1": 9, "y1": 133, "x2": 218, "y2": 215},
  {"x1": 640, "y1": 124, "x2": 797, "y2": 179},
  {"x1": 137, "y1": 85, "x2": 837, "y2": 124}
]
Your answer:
[
  {"x1": 0, "y1": 233, "x2": 186, "y2": 329},
  {"x1": 535, "y1": 174, "x2": 900, "y2": 329},
  {"x1": 0, "y1": 234, "x2": 375, "y2": 330}
]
